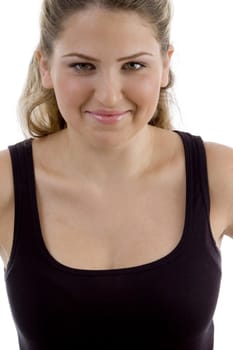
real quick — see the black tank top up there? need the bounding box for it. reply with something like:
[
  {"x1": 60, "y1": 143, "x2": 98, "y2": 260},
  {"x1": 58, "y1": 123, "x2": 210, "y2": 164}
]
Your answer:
[{"x1": 4, "y1": 130, "x2": 221, "y2": 350}]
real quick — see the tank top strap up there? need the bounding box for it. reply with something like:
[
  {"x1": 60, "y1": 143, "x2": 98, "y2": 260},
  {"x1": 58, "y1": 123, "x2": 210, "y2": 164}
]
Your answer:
[
  {"x1": 174, "y1": 130, "x2": 210, "y2": 214},
  {"x1": 8, "y1": 138, "x2": 33, "y2": 198},
  {"x1": 174, "y1": 130, "x2": 220, "y2": 262},
  {"x1": 6, "y1": 138, "x2": 35, "y2": 277}
]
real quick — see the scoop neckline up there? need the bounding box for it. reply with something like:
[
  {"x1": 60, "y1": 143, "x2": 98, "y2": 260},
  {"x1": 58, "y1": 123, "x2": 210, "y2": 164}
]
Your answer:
[{"x1": 29, "y1": 130, "x2": 190, "y2": 276}]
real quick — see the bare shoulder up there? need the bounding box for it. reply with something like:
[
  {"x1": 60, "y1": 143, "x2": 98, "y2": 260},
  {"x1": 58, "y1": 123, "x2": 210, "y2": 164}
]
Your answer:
[
  {"x1": 0, "y1": 148, "x2": 14, "y2": 263},
  {"x1": 204, "y1": 140, "x2": 233, "y2": 238},
  {"x1": 0, "y1": 147, "x2": 14, "y2": 204},
  {"x1": 204, "y1": 140, "x2": 233, "y2": 188}
]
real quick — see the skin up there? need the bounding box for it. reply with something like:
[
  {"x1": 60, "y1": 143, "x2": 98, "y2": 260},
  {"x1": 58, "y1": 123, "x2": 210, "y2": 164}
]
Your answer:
[
  {"x1": 37, "y1": 7, "x2": 174, "y2": 184},
  {"x1": 1, "y1": 7, "x2": 233, "y2": 270}
]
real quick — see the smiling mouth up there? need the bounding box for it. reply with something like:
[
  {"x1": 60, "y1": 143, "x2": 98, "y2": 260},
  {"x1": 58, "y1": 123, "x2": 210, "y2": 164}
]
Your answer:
[
  {"x1": 86, "y1": 110, "x2": 130, "y2": 117},
  {"x1": 85, "y1": 111, "x2": 130, "y2": 124}
]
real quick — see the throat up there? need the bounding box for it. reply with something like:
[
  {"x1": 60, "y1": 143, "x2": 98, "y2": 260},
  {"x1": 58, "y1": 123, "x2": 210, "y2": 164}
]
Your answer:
[{"x1": 57, "y1": 126, "x2": 157, "y2": 182}]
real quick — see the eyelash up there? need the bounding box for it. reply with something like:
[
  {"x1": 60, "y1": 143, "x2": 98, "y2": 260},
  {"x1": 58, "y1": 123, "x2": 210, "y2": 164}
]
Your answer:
[{"x1": 69, "y1": 61, "x2": 147, "y2": 72}]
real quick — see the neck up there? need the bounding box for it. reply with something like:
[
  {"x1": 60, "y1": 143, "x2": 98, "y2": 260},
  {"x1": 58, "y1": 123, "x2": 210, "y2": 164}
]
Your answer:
[{"x1": 57, "y1": 126, "x2": 158, "y2": 185}]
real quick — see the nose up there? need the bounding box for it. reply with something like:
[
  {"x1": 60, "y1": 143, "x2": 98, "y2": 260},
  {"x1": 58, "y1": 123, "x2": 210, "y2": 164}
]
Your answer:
[{"x1": 94, "y1": 71, "x2": 123, "y2": 107}]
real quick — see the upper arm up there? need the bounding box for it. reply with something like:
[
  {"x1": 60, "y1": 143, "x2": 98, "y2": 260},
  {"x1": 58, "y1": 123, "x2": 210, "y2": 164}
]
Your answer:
[
  {"x1": 0, "y1": 149, "x2": 14, "y2": 265},
  {"x1": 204, "y1": 141, "x2": 233, "y2": 240}
]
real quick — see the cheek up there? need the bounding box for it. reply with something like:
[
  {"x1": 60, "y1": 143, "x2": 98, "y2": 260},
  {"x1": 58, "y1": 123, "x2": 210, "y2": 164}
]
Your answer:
[
  {"x1": 127, "y1": 76, "x2": 161, "y2": 110},
  {"x1": 53, "y1": 75, "x2": 90, "y2": 111}
]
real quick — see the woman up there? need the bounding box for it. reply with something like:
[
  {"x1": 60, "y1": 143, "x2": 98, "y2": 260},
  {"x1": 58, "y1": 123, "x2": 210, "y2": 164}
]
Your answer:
[{"x1": 0, "y1": 0, "x2": 232, "y2": 349}]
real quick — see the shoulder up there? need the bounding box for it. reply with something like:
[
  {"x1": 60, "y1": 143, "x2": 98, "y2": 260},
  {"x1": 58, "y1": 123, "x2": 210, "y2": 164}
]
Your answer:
[
  {"x1": 0, "y1": 148, "x2": 14, "y2": 246},
  {"x1": 203, "y1": 139, "x2": 233, "y2": 238},
  {"x1": 204, "y1": 140, "x2": 233, "y2": 189},
  {"x1": 0, "y1": 148, "x2": 14, "y2": 207},
  {"x1": 204, "y1": 140, "x2": 233, "y2": 183}
]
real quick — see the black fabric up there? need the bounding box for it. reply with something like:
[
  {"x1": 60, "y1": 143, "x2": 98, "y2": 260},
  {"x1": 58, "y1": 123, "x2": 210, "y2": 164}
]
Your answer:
[{"x1": 4, "y1": 130, "x2": 221, "y2": 349}]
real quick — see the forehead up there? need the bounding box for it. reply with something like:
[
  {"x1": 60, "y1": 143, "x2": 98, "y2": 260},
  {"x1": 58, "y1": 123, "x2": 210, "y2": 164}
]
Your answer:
[{"x1": 54, "y1": 7, "x2": 160, "y2": 55}]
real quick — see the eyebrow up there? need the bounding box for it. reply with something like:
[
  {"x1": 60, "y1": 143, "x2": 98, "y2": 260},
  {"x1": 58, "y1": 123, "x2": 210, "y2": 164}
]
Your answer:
[{"x1": 61, "y1": 52, "x2": 154, "y2": 62}]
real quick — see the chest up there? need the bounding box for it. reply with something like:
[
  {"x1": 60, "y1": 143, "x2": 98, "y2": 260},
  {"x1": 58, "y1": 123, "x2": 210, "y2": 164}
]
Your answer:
[{"x1": 36, "y1": 171, "x2": 186, "y2": 271}]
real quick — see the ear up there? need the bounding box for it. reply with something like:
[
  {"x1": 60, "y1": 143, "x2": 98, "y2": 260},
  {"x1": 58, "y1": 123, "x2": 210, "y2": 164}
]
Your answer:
[
  {"x1": 161, "y1": 45, "x2": 174, "y2": 88},
  {"x1": 36, "y1": 50, "x2": 54, "y2": 89}
]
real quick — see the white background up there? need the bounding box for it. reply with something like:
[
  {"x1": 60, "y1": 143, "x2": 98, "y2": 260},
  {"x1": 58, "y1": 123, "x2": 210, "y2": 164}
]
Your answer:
[{"x1": 0, "y1": 1, "x2": 233, "y2": 349}]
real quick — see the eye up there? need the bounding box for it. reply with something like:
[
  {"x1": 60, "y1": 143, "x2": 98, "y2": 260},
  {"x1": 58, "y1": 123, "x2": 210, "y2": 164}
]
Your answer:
[
  {"x1": 69, "y1": 62, "x2": 95, "y2": 72},
  {"x1": 68, "y1": 61, "x2": 146, "y2": 72},
  {"x1": 122, "y1": 62, "x2": 146, "y2": 71}
]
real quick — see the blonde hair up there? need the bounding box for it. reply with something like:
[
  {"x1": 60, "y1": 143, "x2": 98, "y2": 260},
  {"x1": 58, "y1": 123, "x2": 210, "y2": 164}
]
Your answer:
[{"x1": 18, "y1": 0, "x2": 175, "y2": 138}]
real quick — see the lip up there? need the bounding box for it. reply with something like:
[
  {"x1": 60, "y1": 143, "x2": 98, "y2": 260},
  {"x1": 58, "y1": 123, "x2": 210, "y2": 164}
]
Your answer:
[
  {"x1": 86, "y1": 110, "x2": 130, "y2": 117},
  {"x1": 85, "y1": 110, "x2": 130, "y2": 124}
]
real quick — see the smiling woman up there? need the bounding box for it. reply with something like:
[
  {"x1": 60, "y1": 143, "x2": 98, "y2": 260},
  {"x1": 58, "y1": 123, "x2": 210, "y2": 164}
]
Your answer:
[
  {"x1": 1, "y1": 1, "x2": 233, "y2": 350},
  {"x1": 18, "y1": 0, "x2": 174, "y2": 139},
  {"x1": 33, "y1": 6, "x2": 174, "y2": 151}
]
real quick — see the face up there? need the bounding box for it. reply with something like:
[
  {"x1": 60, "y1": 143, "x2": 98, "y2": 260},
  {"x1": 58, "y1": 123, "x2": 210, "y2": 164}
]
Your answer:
[{"x1": 38, "y1": 7, "x2": 173, "y2": 147}]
